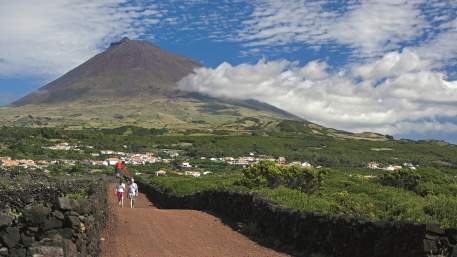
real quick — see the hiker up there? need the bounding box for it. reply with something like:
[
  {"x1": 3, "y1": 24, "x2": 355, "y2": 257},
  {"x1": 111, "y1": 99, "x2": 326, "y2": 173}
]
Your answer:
[
  {"x1": 115, "y1": 179, "x2": 126, "y2": 208},
  {"x1": 128, "y1": 178, "x2": 139, "y2": 208},
  {"x1": 114, "y1": 160, "x2": 129, "y2": 180}
]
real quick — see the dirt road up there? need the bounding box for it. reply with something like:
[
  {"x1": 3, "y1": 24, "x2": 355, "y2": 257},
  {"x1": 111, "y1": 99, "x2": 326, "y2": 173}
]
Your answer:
[{"x1": 100, "y1": 184, "x2": 289, "y2": 257}]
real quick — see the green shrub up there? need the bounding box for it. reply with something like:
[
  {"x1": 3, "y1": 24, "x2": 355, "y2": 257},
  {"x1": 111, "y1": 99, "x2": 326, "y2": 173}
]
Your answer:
[
  {"x1": 380, "y1": 169, "x2": 421, "y2": 191},
  {"x1": 240, "y1": 161, "x2": 324, "y2": 193},
  {"x1": 329, "y1": 191, "x2": 376, "y2": 219}
]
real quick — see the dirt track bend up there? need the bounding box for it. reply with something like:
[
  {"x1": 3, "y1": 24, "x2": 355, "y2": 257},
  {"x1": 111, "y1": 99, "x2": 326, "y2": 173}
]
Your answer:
[{"x1": 101, "y1": 184, "x2": 289, "y2": 257}]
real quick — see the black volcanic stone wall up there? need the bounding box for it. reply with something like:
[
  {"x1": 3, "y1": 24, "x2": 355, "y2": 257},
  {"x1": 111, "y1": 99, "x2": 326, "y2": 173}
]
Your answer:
[
  {"x1": 0, "y1": 177, "x2": 107, "y2": 257},
  {"x1": 138, "y1": 180, "x2": 457, "y2": 257}
]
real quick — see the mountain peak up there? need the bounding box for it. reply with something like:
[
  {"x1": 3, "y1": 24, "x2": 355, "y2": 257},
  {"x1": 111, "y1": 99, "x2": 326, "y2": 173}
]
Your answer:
[
  {"x1": 11, "y1": 39, "x2": 201, "y2": 106},
  {"x1": 109, "y1": 37, "x2": 131, "y2": 47}
]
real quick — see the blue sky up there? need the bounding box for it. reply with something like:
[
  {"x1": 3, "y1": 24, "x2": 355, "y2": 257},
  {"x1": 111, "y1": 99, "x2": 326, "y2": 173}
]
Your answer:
[{"x1": 1, "y1": 0, "x2": 457, "y2": 142}]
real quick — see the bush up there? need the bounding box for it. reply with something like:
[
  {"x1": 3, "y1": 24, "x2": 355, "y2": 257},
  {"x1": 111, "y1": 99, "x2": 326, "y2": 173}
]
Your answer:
[
  {"x1": 380, "y1": 169, "x2": 421, "y2": 191},
  {"x1": 240, "y1": 161, "x2": 324, "y2": 193},
  {"x1": 330, "y1": 191, "x2": 376, "y2": 219}
]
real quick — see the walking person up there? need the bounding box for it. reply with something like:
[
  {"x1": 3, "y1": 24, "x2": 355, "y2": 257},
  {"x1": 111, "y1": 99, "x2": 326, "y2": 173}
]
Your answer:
[
  {"x1": 115, "y1": 179, "x2": 126, "y2": 208},
  {"x1": 114, "y1": 160, "x2": 129, "y2": 181},
  {"x1": 128, "y1": 178, "x2": 139, "y2": 208}
]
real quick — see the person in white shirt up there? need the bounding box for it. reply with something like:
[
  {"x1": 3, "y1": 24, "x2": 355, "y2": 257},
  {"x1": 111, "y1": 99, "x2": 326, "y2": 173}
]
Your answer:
[
  {"x1": 115, "y1": 180, "x2": 126, "y2": 208},
  {"x1": 128, "y1": 178, "x2": 139, "y2": 208}
]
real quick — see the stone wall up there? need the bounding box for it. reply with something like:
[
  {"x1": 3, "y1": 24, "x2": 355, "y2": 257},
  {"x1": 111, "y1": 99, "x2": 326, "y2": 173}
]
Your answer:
[
  {"x1": 138, "y1": 181, "x2": 457, "y2": 257},
  {"x1": 0, "y1": 177, "x2": 107, "y2": 257}
]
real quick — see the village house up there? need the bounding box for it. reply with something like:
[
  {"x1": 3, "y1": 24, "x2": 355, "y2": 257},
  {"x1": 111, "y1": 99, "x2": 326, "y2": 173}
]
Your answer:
[
  {"x1": 367, "y1": 161, "x2": 381, "y2": 169},
  {"x1": 277, "y1": 157, "x2": 286, "y2": 164},
  {"x1": 301, "y1": 162, "x2": 313, "y2": 169},
  {"x1": 403, "y1": 163, "x2": 416, "y2": 169},
  {"x1": 46, "y1": 142, "x2": 72, "y2": 151},
  {"x1": 179, "y1": 162, "x2": 192, "y2": 168},
  {"x1": 233, "y1": 157, "x2": 249, "y2": 166},
  {"x1": 185, "y1": 171, "x2": 201, "y2": 177},
  {"x1": 155, "y1": 170, "x2": 167, "y2": 176},
  {"x1": 1, "y1": 159, "x2": 20, "y2": 167},
  {"x1": 288, "y1": 161, "x2": 301, "y2": 167},
  {"x1": 105, "y1": 158, "x2": 121, "y2": 166},
  {"x1": 100, "y1": 150, "x2": 115, "y2": 155},
  {"x1": 224, "y1": 157, "x2": 235, "y2": 163},
  {"x1": 384, "y1": 165, "x2": 402, "y2": 171},
  {"x1": 91, "y1": 160, "x2": 105, "y2": 166}
]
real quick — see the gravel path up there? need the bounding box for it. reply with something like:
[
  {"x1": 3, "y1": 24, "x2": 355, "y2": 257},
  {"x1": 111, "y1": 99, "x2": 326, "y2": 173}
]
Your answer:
[{"x1": 101, "y1": 184, "x2": 289, "y2": 257}]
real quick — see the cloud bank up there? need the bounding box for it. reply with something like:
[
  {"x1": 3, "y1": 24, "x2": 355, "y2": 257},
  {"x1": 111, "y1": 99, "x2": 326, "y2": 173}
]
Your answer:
[{"x1": 179, "y1": 49, "x2": 457, "y2": 136}]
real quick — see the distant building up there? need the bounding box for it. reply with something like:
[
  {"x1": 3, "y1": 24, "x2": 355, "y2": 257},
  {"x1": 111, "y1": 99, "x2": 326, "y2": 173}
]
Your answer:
[
  {"x1": 384, "y1": 165, "x2": 402, "y2": 171},
  {"x1": 403, "y1": 163, "x2": 415, "y2": 168},
  {"x1": 301, "y1": 162, "x2": 313, "y2": 169},
  {"x1": 367, "y1": 162, "x2": 381, "y2": 169},
  {"x1": 155, "y1": 170, "x2": 167, "y2": 176},
  {"x1": 288, "y1": 161, "x2": 301, "y2": 167},
  {"x1": 105, "y1": 158, "x2": 121, "y2": 166},
  {"x1": 185, "y1": 171, "x2": 201, "y2": 177},
  {"x1": 277, "y1": 157, "x2": 286, "y2": 164},
  {"x1": 179, "y1": 162, "x2": 192, "y2": 168}
]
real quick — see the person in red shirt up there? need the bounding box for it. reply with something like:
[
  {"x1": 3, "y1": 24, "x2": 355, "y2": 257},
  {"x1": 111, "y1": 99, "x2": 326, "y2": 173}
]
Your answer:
[{"x1": 114, "y1": 161, "x2": 129, "y2": 179}]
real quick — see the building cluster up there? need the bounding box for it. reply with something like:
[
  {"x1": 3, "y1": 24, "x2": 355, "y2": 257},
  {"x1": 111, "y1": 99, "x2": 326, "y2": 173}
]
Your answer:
[
  {"x1": 205, "y1": 153, "x2": 314, "y2": 169},
  {"x1": 100, "y1": 151, "x2": 159, "y2": 166},
  {"x1": 0, "y1": 156, "x2": 80, "y2": 170},
  {"x1": 367, "y1": 161, "x2": 417, "y2": 171}
]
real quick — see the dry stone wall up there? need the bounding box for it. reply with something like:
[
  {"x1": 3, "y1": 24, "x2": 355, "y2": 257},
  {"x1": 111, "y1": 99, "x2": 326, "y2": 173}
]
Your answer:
[
  {"x1": 138, "y1": 181, "x2": 457, "y2": 257},
  {"x1": 0, "y1": 176, "x2": 107, "y2": 257}
]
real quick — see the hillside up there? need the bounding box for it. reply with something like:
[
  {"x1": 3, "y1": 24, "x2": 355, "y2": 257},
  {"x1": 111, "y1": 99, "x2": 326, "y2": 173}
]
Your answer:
[
  {"x1": 2, "y1": 38, "x2": 390, "y2": 140},
  {"x1": 2, "y1": 38, "x2": 302, "y2": 131}
]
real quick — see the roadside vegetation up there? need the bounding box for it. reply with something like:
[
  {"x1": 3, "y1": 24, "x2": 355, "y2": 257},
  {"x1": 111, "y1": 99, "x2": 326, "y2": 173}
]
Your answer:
[{"x1": 140, "y1": 163, "x2": 457, "y2": 229}]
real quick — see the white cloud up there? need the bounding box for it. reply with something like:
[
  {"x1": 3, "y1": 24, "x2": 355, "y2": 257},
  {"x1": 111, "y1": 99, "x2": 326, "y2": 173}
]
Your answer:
[
  {"x1": 329, "y1": 0, "x2": 426, "y2": 57},
  {"x1": 179, "y1": 50, "x2": 457, "y2": 136},
  {"x1": 414, "y1": 18, "x2": 457, "y2": 66},
  {"x1": 0, "y1": 0, "x2": 161, "y2": 77},
  {"x1": 234, "y1": 0, "x2": 428, "y2": 58}
]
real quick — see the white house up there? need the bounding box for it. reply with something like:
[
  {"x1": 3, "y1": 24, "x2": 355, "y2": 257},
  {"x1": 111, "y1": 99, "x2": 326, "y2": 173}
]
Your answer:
[
  {"x1": 301, "y1": 162, "x2": 313, "y2": 169},
  {"x1": 155, "y1": 170, "x2": 167, "y2": 176},
  {"x1": 185, "y1": 171, "x2": 201, "y2": 177},
  {"x1": 180, "y1": 162, "x2": 192, "y2": 168},
  {"x1": 105, "y1": 158, "x2": 121, "y2": 166}
]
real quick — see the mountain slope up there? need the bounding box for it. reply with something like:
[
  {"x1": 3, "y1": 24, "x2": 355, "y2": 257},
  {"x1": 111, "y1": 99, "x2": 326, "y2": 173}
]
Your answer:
[
  {"x1": 4, "y1": 38, "x2": 303, "y2": 131},
  {"x1": 12, "y1": 37, "x2": 201, "y2": 105}
]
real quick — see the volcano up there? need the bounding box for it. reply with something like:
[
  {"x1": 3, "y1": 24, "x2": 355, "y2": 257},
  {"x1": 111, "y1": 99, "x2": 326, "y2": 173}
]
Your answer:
[
  {"x1": 5, "y1": 38, "x2": 301, "y2": 130},
  {"x1": 12, "y1": 37, "x2": 202, "y2": 105}
]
